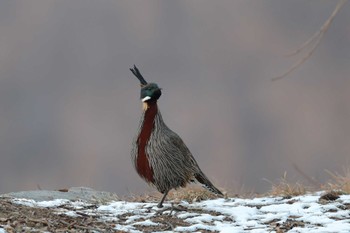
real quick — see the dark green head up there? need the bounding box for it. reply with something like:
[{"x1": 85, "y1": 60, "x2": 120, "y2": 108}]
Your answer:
[
  {"x1": 130, "y1": 65, "x2": 162, "y2": 102},
  {"x1": 140, "y1": 83, "x2": 162, "y2": 102}
]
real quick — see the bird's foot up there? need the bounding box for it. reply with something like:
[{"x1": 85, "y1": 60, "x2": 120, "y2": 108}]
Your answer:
[{"x1": 155, "y1": 203, "x2": 187, "y2": 215}]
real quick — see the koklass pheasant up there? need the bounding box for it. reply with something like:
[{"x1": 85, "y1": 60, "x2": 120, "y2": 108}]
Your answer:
[{"x1": 130, "y1": 65, "x2": 223, "y2": 208}]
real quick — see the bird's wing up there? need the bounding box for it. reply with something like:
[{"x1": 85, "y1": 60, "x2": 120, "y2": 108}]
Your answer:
[{"x1": 168, "y1": 130, "x2": 223, "y2": 196}]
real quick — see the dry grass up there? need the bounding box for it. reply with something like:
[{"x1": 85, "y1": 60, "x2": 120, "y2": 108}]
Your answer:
[
  {"x1": 123, "y1": 185, "x2": 228, "y2": 205},
  {"x1": 265, "y1": 172, "x2": 308, "y2": 197},
  {"x1": 122, "y1": 191, "x2": 160, "y2": 203},
  {"x1": 265, "y1": 167, "x2": 350, "y2": 198},
  {"x1": 166, "y1": 186, "x2": 224, "y2": 203},
  {"x1": 325, "y1": 167, "x2": 350, "y2": 194},
  {"x1": 123, "y1": 166, "x2": 350, "y2": 203}
]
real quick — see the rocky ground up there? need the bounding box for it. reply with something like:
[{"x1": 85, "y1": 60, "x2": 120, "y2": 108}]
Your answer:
[{"x1": 0, "y1": 187, "x2": 350, "y2": 232}]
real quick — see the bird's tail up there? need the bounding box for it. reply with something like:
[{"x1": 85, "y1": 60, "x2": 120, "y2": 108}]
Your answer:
[{"x1": 194, "y1": 172, "x2": 223, "y2": 196}]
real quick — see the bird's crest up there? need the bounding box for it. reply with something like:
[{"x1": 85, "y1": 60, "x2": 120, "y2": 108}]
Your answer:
[{"x1": 130, "y1": 65, "x2": 148, "y2": 86}]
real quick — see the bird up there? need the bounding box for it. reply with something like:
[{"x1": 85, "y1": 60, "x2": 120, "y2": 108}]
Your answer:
[{"x1": 130, "y1": 65, "x2": 223, "y2": 208}]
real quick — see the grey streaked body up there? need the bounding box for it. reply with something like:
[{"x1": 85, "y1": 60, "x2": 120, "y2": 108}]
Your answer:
[{"x1": 130, "y1": 65, "x2": 223, "y2": 208}]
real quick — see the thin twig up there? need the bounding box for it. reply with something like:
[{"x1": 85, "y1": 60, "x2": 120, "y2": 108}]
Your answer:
[
  {"x1": 272, "y1": 34, "x2": 323, "y2": 82},
  {"x1": 164, "y1": 221, "x2": 175, "y2": 231},
  {"x1": 74, "y1": 224, "x2": 105, "y2": 232},
  {"x1": 27, "y1": 218, "x2": 49, "y2": 225},
  {"x1": 272, "y1": 0, "x2": 348, "y2": 81},
  {"x1": 285, "y1": 0, "x2": 346, "y2": 58},
  {"x1": 285, "y1": 28, "x2": 322, "y2": 57}
]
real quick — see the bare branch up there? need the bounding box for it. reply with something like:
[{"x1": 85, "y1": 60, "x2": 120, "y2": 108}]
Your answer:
[{"x1": 272, "y1": 0, "x2": 348, "y2": 81}]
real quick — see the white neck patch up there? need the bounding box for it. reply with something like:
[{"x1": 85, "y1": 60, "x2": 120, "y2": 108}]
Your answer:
[{"x1": 142, "y1": 96, "x2": 152, "y2": 102}]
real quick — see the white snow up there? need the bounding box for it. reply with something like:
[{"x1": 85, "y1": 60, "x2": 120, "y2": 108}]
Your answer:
[{"x1": 1, "y1": 192, "x2": 350, "y2": 232}]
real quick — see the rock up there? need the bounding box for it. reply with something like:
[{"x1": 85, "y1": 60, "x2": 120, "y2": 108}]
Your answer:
[
  {"x1": 0, "y1": 187, "x2": 119, "y2": 203},
  {"x1": 319, "y1": 190, "x2": 341, "y2": 202}
]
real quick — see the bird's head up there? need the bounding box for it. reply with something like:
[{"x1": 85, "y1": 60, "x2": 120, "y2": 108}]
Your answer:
[
  {"x1": 140, "y1": 83, "x2": 162, "y2": 102},
  {"x1": 130, "y1": 65, "x2": 162, "y2": 103}
]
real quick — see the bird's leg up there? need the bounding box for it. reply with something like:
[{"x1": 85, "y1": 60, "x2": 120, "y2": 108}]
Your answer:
[{"x1": 157, "y1": 190, "x2": 169, "y2": 208}]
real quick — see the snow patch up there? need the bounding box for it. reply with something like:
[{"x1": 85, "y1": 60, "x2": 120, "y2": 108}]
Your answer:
[{"x1": 2, "y1": 192, "x2": 350, "y2": 232}]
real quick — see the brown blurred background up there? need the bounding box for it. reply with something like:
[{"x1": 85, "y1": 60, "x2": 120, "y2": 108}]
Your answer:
[{"x1": 0, "y1": 0, "x2": 349, "y2": 195}]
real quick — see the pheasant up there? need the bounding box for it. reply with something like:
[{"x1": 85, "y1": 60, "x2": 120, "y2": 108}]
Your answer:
[{"x1": 130, "y1": 65, "x2": 223, "y2": 208}]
